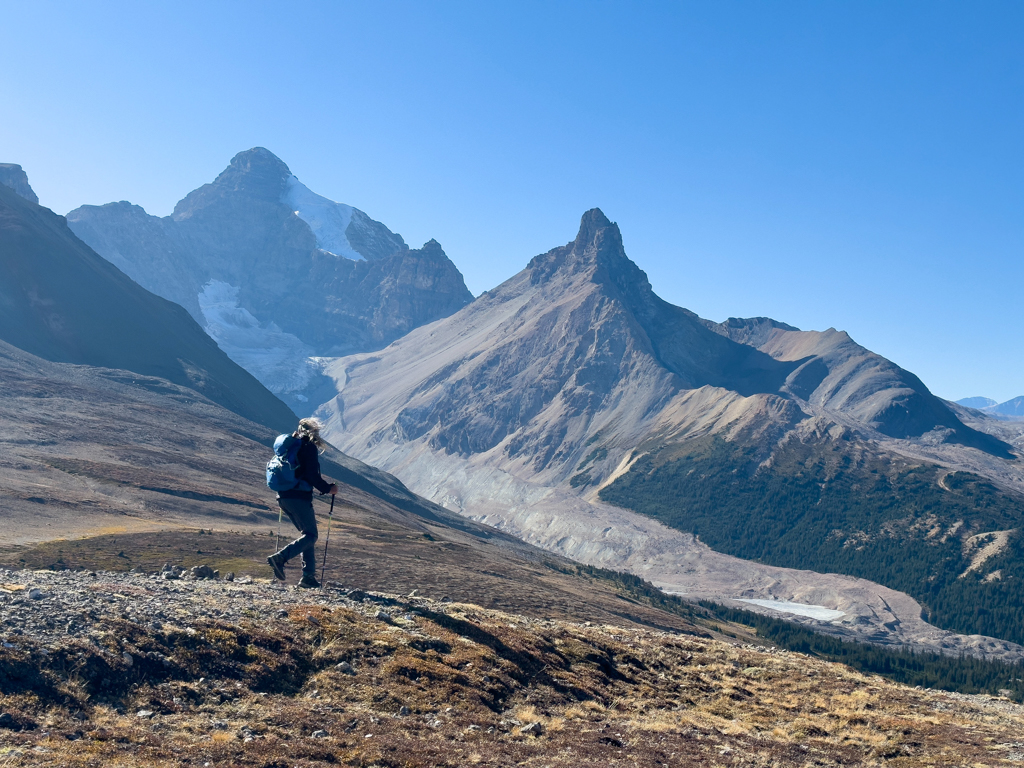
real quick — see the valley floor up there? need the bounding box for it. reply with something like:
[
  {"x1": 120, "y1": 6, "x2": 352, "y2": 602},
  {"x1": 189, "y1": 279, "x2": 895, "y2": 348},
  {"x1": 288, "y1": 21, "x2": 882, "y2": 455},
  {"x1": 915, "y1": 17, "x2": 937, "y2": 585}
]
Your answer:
[{"x1": 3, "y1": 569, "x2": 1024, "y2": 767}]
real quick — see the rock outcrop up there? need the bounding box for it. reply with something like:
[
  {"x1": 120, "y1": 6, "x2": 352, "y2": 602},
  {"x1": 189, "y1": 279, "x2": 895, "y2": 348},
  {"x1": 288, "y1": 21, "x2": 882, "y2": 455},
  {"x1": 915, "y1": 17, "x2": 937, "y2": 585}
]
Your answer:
[{"x1": 0, "y1": 163, "x2": 38, "y2": 204}]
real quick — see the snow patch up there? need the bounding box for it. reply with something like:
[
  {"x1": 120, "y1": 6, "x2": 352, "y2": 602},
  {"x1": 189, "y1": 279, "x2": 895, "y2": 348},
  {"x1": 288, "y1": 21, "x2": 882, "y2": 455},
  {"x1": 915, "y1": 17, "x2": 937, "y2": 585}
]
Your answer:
[
  {"x1": 198, "y1": 280, "x2": 319, "y2": 396},
  {"x1": 283, "y1": 175, "x2": 364, "y2": 261},
  {"x1": 738, "y1": 599, "x2": 846, "y2": 621}
]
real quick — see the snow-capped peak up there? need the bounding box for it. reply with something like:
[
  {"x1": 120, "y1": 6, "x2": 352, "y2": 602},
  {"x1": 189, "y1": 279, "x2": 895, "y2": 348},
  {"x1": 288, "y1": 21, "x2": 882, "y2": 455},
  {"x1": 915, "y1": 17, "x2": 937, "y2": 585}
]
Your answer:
[{"x1": 283, "y1": 175, "x2": 364, "y2": 261}]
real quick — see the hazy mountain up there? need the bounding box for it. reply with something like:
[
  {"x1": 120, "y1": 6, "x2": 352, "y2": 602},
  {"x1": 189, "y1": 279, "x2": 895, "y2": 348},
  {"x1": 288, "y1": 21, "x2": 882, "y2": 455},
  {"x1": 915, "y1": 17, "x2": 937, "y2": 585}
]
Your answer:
[
  {"x1": 316, "y1": 209, "x2": 1024, "y2": 650},
  {"x1": 991, "y1": 396, "x2": 1024, "y2": 417},
  {"x1": 957, "y1": 396, "x2": 999, "y2": 409},
  {"x1": 956, "y1": 396, "x2": 1024, "y2": 420},
  {"x1": 0, "y1": 163, "x2": 38, "y2": 204},
  {"x1": 0, "y1": 182, "x2": 295, "y2": 432},
  {"x1": 66, "y1": 148, "x2": 473, "y2": 410}
]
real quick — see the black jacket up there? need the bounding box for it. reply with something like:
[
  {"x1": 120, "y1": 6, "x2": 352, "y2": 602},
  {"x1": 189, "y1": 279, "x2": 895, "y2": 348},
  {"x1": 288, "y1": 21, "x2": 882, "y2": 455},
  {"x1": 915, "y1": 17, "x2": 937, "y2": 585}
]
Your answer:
[{"x1": 278, "y1": 437, "x2": 333, "y2": 499}]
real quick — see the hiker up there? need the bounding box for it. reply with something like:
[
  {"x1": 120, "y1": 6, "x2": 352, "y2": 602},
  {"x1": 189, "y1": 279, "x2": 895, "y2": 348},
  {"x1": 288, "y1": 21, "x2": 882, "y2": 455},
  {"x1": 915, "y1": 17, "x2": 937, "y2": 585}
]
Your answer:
[{"x1": 267, "y1": 417, "x2": 337, "y2": 588}]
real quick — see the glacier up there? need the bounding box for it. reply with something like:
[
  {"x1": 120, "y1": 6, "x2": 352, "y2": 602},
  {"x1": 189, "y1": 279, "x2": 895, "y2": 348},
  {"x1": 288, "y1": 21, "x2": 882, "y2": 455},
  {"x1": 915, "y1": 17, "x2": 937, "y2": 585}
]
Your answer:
[
  {"x1": 738, "y1": 599, "x2": 846, "y2": 621},
  {"x1": 198, "y1": 280, "x2": 320, "y2": 397},
  {"x1": 283, "y1": 175, "x2": 364, "y2": 261}
]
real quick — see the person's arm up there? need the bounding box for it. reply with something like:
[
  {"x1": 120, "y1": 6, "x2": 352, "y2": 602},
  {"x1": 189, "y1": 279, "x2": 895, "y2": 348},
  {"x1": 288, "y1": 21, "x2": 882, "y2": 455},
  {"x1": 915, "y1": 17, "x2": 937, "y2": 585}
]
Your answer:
[{"x1": 298, "y1": 442, "x2": 336, "y2": 495}]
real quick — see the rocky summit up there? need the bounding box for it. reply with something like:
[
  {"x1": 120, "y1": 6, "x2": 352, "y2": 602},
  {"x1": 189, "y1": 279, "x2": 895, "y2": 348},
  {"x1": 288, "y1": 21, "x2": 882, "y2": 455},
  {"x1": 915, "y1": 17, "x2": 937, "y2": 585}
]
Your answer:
[
  {"x1": 66, "y1": 148, "x2": 474, "y2": 409},
  {"x1": 318, "y1": 209, "x2": 1024, "y2": 654},
  {"x1": 4, "y1": 568, "x2": 1024, "y2": 767},
  {"x1": 0, "y1": 164, "x2": 38, "y2": 204}
]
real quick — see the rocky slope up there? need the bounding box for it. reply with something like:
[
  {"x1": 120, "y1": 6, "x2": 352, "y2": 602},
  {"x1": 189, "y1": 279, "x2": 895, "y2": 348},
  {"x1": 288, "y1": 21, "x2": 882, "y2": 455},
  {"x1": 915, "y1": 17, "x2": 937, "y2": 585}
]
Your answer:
[
  {"x1": 3, "y1": 569, "x2": 1024, "y2": 767},
  {"x1": 316, "y1": 209, "x2": 1024, "y2": 652},
  {"x1": 66, "y1": 148, "x2": 474, "y2": 409},
  {"x1": 0, "y1": 183, "x2": 295, "y2": 432}
]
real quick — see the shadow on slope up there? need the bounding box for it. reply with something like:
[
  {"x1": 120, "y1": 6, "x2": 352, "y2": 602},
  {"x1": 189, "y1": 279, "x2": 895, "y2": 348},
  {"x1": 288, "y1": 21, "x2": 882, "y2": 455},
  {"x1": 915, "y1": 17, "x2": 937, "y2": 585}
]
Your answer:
[{"x1": 0, "y1": 184, "x2": 295, "y2": 432}]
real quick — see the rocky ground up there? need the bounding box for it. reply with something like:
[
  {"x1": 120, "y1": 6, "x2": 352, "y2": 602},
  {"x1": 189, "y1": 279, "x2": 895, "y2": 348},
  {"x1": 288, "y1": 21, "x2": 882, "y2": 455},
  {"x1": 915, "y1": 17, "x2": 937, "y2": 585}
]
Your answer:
[{"x1": 4, "y1": 569, "x2": 1024, "y2": 767}]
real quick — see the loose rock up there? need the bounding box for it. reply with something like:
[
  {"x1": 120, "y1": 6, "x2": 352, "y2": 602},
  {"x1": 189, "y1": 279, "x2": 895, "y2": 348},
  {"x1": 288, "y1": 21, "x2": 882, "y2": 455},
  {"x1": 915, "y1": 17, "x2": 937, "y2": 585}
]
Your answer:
[{"x1": 520, "y1": 721, "x2": 543, "y2": 736}]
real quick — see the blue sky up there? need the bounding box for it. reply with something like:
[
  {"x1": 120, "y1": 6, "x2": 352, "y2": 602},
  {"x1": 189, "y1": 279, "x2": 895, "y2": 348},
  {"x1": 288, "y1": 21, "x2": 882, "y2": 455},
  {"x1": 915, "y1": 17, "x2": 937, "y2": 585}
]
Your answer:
[{"x1": 2, "y1": 1, "x2": 1022, "y2": 401}]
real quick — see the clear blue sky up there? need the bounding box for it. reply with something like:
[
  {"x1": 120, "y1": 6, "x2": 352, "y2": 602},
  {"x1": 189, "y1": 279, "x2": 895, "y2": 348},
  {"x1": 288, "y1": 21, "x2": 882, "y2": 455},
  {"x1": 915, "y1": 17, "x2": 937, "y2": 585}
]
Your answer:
[{"x1": 2, "y1": 1, "x2": 1021, "y2": 401}]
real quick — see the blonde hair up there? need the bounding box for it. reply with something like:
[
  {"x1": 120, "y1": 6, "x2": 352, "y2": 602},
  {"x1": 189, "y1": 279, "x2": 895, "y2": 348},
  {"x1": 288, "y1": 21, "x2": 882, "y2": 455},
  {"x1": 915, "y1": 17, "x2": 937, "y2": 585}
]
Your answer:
[{"x1": 293, "y1": 417, "x2": 325, "y2": 450}]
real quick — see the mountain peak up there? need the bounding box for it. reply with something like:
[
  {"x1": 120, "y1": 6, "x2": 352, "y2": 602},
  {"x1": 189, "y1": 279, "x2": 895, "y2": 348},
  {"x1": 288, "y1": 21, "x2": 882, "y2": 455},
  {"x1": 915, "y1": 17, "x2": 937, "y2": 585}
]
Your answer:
[
  {"x1": 574, "y1": 207, "x2": 612, "y2": 246},
  {"x1": 173, "y1": 148, "x2": 293, "y2": 218},
  {"x1": 218, "y1": 147, "x2": 292, "y2": 188},
  {"x1": 0, "y1": 164, "x2": 39, "y2": 204},
  {"x1": 229, "y1": 147, "x2": 292, "y2": 175},
  {"x1": 528, "y1": 208, "x2": 639, "y2": 288}
]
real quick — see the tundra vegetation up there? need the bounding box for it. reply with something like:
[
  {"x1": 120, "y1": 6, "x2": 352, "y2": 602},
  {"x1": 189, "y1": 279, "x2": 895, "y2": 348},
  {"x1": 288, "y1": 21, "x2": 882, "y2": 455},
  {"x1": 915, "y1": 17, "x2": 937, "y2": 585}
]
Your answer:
[{"x1": 4, "y1": 566, "x2": 1024, "y2": 768}]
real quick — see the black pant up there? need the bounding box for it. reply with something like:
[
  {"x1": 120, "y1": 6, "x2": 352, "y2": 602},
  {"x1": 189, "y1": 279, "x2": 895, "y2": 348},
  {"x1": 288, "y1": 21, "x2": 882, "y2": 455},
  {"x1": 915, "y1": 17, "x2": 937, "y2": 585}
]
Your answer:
[{"x1": 274, "y1": 496, "x2": 319, "y2": 576}]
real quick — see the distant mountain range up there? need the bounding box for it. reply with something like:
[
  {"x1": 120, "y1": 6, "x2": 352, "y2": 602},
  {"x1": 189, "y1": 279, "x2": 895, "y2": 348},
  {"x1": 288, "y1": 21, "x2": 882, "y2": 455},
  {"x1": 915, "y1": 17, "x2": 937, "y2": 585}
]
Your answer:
[
  {"x1": 958, "y1": 396, "x2": 1024, "y2": 419},
  {"x1": 66, "y1": 148, "x2": 473, "y2": 410},
  {"x1": 318, "y1": 209, "x2": 1024, "y2": 648}
]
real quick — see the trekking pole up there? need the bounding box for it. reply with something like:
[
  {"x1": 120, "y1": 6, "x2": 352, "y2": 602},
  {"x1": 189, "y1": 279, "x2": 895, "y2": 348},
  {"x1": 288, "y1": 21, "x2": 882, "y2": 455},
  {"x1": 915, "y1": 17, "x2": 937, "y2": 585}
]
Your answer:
[
  {"x1": 320, "y1": 493, "x2": 334, "y2": 589},
  {"x1": 275, "y1": 505, "x2": 283, "y2": 552}
]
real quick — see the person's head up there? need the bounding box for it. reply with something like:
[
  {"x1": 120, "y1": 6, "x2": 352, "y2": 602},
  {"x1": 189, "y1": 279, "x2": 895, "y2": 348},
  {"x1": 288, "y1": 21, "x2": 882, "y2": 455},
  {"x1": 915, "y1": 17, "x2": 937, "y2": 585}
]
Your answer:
[{"x1": 293, "y1": 417, "x2": 325, "y2": 449}]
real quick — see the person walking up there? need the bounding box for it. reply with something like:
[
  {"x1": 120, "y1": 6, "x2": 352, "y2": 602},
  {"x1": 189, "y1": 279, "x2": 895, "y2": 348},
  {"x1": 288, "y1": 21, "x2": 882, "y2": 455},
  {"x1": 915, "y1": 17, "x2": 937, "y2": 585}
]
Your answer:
[{"x1": 267, "y1": 417, "x2": 337, "y2": 588}]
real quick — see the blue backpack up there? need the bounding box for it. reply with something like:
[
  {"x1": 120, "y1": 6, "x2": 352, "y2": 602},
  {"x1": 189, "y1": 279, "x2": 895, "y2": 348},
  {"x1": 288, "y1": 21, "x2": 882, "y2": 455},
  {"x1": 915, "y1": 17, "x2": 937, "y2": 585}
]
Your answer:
[{"x1": 266, "y1": 434, "x2": 304, "y2": 492}]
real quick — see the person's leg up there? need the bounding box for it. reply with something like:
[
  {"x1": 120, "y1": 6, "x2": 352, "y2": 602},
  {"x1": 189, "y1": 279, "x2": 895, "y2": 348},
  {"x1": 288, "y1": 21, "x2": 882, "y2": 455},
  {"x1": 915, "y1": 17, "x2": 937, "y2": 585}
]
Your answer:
[
  {"x1": 299, "y1": 534, "x2": 318, "y2": 577},
  {"x1": 272, "y1": 498, "x2": 318, "y2": 569}
]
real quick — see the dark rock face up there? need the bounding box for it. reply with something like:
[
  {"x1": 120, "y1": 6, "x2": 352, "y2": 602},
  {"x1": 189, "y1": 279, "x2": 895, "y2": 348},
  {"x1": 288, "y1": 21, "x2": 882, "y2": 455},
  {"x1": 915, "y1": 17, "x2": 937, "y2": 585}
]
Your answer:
[
  {"x1": 66, "y1": 148, "x2": 473, "y2": 406},
  {"x1": 0, "y1": 164, "x2": 39, "y2": 204},
  {"x1": 0, "y1": 184, "x2": 296, "y2": 432}
]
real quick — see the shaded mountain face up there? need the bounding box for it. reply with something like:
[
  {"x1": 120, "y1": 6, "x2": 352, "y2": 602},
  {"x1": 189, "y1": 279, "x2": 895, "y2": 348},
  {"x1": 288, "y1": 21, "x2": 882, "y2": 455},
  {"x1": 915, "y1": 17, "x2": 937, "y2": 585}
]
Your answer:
[
  {"x1": 0, "y1": 163, "x2": 38, "y2": 204},
  {"x1": 67, "y1": 148, "x2": 474, "y2": 410},
  {"x1": 317, "y1": 209, "x2": 1024, "y2": 647},
  {"x1": 0, "y1": 183, "x2": 296, "y2": 432}
]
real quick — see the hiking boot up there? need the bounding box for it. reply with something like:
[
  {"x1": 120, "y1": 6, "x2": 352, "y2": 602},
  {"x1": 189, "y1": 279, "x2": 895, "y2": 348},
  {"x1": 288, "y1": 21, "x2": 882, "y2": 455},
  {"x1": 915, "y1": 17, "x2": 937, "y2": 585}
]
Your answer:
[
  {"x1": 298, "y1": 574, "x2": 321, "y2": 589},
  {"x1": 267, "y1": 554, "x2": 286, "y2": 581}
]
